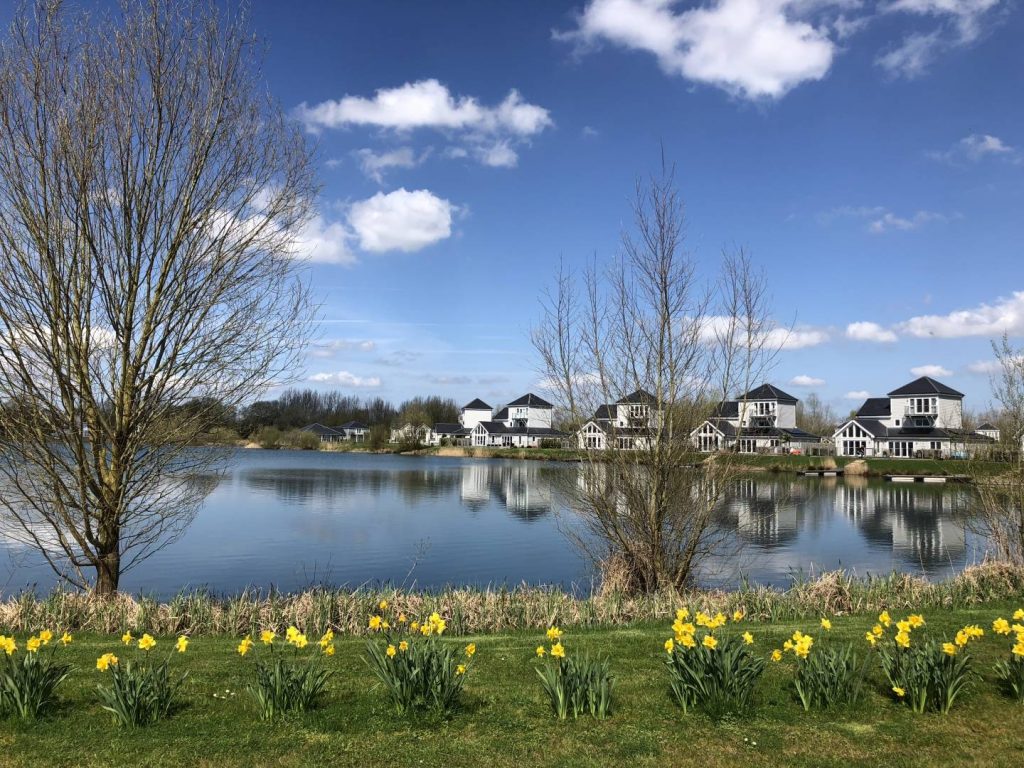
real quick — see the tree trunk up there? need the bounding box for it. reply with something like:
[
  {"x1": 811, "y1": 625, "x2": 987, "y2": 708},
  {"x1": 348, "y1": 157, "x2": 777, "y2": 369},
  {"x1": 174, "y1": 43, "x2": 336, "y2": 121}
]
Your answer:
[{"x1": 94, "y1": 553, "x2": 121, "y2": 596}]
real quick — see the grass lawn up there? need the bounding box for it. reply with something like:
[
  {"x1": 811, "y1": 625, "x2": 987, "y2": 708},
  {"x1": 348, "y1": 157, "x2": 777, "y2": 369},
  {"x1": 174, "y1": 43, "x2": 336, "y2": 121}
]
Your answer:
[{"x1": 3, "y1": 603, "x2": 1024, "y2": 767}]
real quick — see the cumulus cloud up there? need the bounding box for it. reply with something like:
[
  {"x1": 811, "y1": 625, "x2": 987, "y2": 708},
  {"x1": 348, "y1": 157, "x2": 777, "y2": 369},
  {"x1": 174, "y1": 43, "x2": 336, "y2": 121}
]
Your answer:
[
  {"x1": 294, "y1": 79, "x2": 552, "y2": 169},
  {"x1": 910, "y1": 364, "x2": 952, "y2": 377},
  {"x1": 308, "y1": 371, "x2": 382, "y2": 388},
  {"x1": 898, "y1": 291, "x2": 1024, "y2": 338},
  {"x1": 291, "y1": 213, "x2": 355, "y2": 264},
  {"x1": 845, "y1": 390, "x2": 870, "y2": 400},
  {"x1": 347, "y1": 188, "x2": 454, "y2": 253},
  {"x1": 700, "y1": 317, "x2": 830, "y2": 349},
  {"x1": 557, "y1": 0, "x2": 835, "y2": 100},
  {"x1": 790, "y1": 374, "x2": 826, "y2": 387},
  {"x1": 846, "y1": 321, "x2": 898, "y2": 343},
  {"x1": 354, "y1": 147, "x2": 428, "y2": 183},
  {"x1": 928, "y1": 133, "x2": 1020, "y2": 165},
  {"x1": 821, "y1": 205, "x2": 948, "y2": 234}
]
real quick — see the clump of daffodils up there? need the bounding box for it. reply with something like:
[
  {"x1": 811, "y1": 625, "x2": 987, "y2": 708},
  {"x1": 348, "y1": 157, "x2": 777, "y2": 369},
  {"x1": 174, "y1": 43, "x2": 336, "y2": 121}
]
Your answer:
[
  {"x1": 993, "y1": 608, "x2": 1024, "y2": 703},
  {"x1": 237, "y1": 624, "x2": 334, "y2": 720},
  {"x1": 0, "y1": 628, "x2": 74, "y2": 720},
  {"x1": 536, "y1": 626, "x2": 614, "y2": 720},
  {"x1": 95, "y1": 631, "x2": 192, "y2": 727}
]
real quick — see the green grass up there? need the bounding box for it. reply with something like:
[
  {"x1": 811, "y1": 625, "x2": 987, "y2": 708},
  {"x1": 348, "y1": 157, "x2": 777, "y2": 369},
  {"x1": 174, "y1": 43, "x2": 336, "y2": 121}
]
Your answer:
[
  {"x1": 3, "y1": 603, "x2": 1024, "y2": 767},
  {"x1": 728, "y1": 454, "x2": 1010, "y2": 477}
]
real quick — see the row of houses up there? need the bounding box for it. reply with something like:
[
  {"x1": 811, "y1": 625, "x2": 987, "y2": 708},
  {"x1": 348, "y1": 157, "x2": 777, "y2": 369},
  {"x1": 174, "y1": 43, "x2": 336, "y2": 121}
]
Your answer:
[{"x1": 302, "y1": 375, "x2": 1001, "y2": 458}]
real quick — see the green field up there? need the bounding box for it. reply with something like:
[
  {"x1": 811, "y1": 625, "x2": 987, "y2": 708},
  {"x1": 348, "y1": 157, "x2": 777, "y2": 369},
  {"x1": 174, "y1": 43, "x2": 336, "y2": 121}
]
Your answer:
[{"x1": 3, "y1": 603, "x2": 1024, "y2": 767}]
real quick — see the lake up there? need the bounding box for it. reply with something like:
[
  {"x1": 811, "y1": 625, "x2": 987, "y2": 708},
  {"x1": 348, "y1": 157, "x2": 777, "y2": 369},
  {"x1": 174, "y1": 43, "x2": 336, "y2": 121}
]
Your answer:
[{"x1": 0, "y1": 451, "x2": 990, "y2": 598}]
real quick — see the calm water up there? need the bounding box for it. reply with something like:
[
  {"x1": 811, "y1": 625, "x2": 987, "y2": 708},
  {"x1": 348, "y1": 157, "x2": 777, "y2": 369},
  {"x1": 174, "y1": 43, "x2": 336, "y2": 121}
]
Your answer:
[{"x1": 0, "y1": 451, "x2": 989, "y2": 598}]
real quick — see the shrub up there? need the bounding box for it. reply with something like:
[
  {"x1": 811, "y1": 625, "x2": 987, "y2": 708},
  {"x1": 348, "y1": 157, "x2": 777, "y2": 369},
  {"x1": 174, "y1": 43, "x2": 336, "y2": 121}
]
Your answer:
[
  {"x1": 253, "y1": 426, "x2": 282, "y2": 449},
  {"x1": 992, "y1": 610, "x2": 1024, "y2": 703},
  {"x1": 239, "y1": 626, "x2": 334, "y2": 720},
  {"x1": 535, "y1": 627, "x2": 614, "y2": 720},
  {"x1": 664, "y1": 609, "x2": 765, "y2": 717},
  {"x1": 873, "y1": 612, "x2": 979, "y2": 714},
  {"x1": 363, "y1": 605, "x2": 474, "y2": 716},
  {"x1": 95, "y1": 633, "x2": 189, "y2": 727},
  {"x1": 0, "y1": 630, "x2": 73, "y2": 720},
  {"x1": 774, "y1": 618, "x2": 871, "y2": 710}
]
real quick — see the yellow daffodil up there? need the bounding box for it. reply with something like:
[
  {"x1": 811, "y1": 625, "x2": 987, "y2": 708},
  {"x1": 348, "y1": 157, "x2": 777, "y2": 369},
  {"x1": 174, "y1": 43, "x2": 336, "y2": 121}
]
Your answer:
[
  {"x1": 536, "y1": 646, "x2": 546, "y2": 657},
  {"x1": 820, "y1": 618, "x2": 832, "y2": 631},
  {"x1": 546, "y1": 626, "x2": 562, "y2": 641},
  {"x1": 550, "y1": 642, "x2": 565, "y2": 659},
  {"x1": 368, "y1": 616, "x2": 383, "y2": 631},
  {"x1": 865, "y1": 632, "x2": 877, "y2": 647},
  {"x1": 993, "y1": 618, "x2": 1011, "y2": 635},
  {"x1": 237, "y1": 637, "x2": 254, "y2": 656},
  {"x1": 872, "y1": 624, "x2": 884, "y2": 637},
  {"x1": 895, "y1": 631, "x2": 911, "y2": 649},
  {"x1": 732, "y1": 610, "x2": 744, "y2": 622},
  {"x1": 420, "y1": 623, "x2": 432, "y2": 636},
  {"x1": 955, "y1": 630, "x2": 969, "y2": 647},
  {"x1": 702, "y1": 635, "x2": 718, "y2": 650},
  {"x1": 379, "y1": 599, "x2": 388, "y2": 611},
  {"x1": 26, "y1": 636, "x2": 41, "y2": 653},
  {"x1": 664, "y1": 638, "x2": 675, "y2": 654},
  {"x1": 680, "y1": 633, "x2": 696, "y2": 649},
  {"x1": 0, "y1": 636, "x2": 15, "y2": 655},
  {"x1": 96, "y1": 652, "x2": 118, "y2": 671},
  {"x1": 456, "y1": 664, "x2": 466, "y2": 675},
  {"x1": 176, "y1": 636, "x2": 189, "y2": 654},
  {"x1": 879, "y1": 610, "x2": 892, "y2": 628},
  {"x1": 908, "y1": 614, "x2": 925, "y2": 629},
  {"x1": 399, "y1": 641, "x2": 409, "y2": 652},
  {"x1": 892, "y1": 686, "x2": 905, "y2": 698},
  {"x1": 260, "y1": 630, "x2": 275, "y2": 645},
  {"x1": 942, "y1": 642, "x2": 957, "y2": 656},
  {"x1": 465, "y1": 643, "x2": 476, "y2": 657},
  {"x1": 38, "y1": 630, "x2": 53, "y2": 645},
  {"x1": 323, "y1": 643, "x2": 335, "y2": 656},
  {"x1": 138, "y1": 634, "x2": 157, "y2": 651},
  {"x1": 742, "y1": 632, "x2": 754, "y2": 645},
  {"x1": 676, "y1": 607, "x2": 689, "y2": 621},
  {"x1": 319, "y1": 629, "x2": 335, "y2": 649},
  {"x1": 286, "y1": 626, "x2": 300, "y2": 641},
  {"x1": 386, "y1": 644, "x2": 397, "y2": 658},
  {"x1": 60, "y1": 632, "x2": 72, "y2": 646},
  {"x1": 1013, "y1": 643, "x2": 1024, "y2": 658},
  {"x1": 121, "y1": 631, "x2": 133, "y2": 645},
  {"x1": 771, "y1": 649, "x2": 783, "y2": 662},
  {"x1": 398, "y1": 613, "x2": 407, "y2": 624},
  {"x1": 292, "y1": 633, "x2": 308, "y2": 649},
  {"x1": 1013, "y1": 608, "x2": 1024, "y2": 621},
  {"x1": 896, "y1": 620, "x2": 912, "y2": 634},
  {"x1": 410, "y1": 621, "x2": 420, "y2": 632}
]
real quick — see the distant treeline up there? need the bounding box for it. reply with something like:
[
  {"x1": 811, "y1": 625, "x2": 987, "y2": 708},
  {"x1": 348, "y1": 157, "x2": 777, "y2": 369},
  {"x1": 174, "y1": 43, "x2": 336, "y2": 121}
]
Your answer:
[{"x1": 232, "y1": 390, "x2": 461, "y2": 438}]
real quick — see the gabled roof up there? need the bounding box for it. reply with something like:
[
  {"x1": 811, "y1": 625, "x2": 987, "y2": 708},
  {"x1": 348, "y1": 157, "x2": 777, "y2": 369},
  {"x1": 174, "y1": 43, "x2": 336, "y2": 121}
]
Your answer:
[
  {"x1": 850, "y1": 419, "x2": 890, "y2": 438},
  {"x1": 335, "y1": 420, "x2": 368, "y2": 430},
  {"x1": 737, "y1": 383, "x2": 799, "y2": 404},
  {"x1": 855, "y1": 398, "x2": 891, "y2": 418},
  {"x1": 887, "y1": 377, "x2": 964, "y2": 398},
  {"x1": 977, "y1": 422, "x2": 999, "y2": 431},
  {"x1": 592, "y1": 404, "x2": 614, "y2": 420},
  {"x1": 300, "y1": 423, "x2": 342, "y2": 437},
  {"x1": 505, "y1": 393, "x2": 553, "y2": 408},
  {"x1": 463, "y1": 398, "x2": 491, "y2": 410},
  {"x1": 433, "y1": 422, "x2": 467, "y2": 435},
  {"x1": 617, "y1": 389, "x2": 658, "y2": 405},
  {"x1": 493, "y1": 407, "x2": 509, "y2": 421},
  {"x1": 476, "y1": 421, "x2": 565, "y2": 436},
  {"x1": 712, "y1": 401, "x2": 739, "y2": 418}
]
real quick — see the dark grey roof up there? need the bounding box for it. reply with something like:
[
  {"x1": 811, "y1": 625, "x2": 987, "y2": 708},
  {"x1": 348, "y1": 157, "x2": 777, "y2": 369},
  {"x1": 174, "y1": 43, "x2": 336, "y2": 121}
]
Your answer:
[
  {"x1": 463, "y1": 398, "x2": 491, "y2": 410},
  {"x1": 887, "y1": 377, "x2": 964, "y2": 398},
  {"x1": 336, "y1": 420, "x2": 368, "y2": 430},
  {"x1": 856, "y1": 398, "x2": 891, "y2": 418},
  {"x1": 617, "y1": 389, "x2": 658, "y2": 405},
  {"x1": 853, "y1": 419, "x2": 891, "y2": 438},
  {"x1": 300, "y1": 423, "x2": 342, "y2": 437},
  {"x1": 977, "y1": 422, "x2": 999, "y2": 431},
  {"x1": 737, "y1": 384, "x2": 799, "y2": 404},
  {"x1": 712, "y1": 401, "x2": 739, "y2": 418},
  {"x1": 477, "y1": 421, "x2": 565, "y2": 436},
  {"x1": 433, "y1": 422, "x2": 465, "y2": 434},
  {"x1": 779, "y1": 427, "x2": 821, "y2": 440},
  {"x1": 592, "y1": 404, "x2": 614, "y2": 420},
  {"x1": 493, "y1": 407, "x2": 509, "y2": 421},
  {"x1": 505, "y1": 393, "x2": 553, "y2": 408}
]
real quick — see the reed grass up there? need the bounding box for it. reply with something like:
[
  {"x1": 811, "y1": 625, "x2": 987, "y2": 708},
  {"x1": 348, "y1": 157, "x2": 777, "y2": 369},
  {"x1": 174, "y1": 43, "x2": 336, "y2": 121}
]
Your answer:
[{"x1": 2, "y1": 561, "x2": 1022, "y2": 637}]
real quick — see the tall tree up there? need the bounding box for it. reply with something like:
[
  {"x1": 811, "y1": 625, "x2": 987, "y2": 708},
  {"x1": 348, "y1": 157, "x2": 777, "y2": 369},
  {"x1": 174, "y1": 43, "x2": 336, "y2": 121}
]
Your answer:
[
  {"x1": 0, "y1": 0, "x2": 316, "y2": 594},
  {"x1": 796, "y1": 393, "x2": 838, "y2": 437},
  {"x1": 532, "y1": 164, "x2": 779, "y2": 592}
]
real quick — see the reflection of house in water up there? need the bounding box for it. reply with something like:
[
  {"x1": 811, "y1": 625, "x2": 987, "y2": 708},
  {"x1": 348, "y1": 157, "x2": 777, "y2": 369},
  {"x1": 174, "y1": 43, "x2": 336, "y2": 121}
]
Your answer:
[
  {"x1": 458, "y1": 462, "x2": 554, "y2": 521},
  {"x1": 242, "y1": 468, "x2": 459, "y2": 506},
  {"x1": 835, "y1": 481, "x2": 966, "y2": 572},
  {"x1": 724, "y1": 477, "x2": 804, "y2": 549}
]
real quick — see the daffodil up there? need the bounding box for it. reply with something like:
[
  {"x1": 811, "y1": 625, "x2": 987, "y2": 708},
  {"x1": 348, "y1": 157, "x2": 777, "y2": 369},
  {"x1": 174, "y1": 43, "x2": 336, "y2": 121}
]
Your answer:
[
  {"x1": 896, "y1": 620, "x2": 912, "y2": 634},
  {"x1": 664, "y1": 638, "x2": 675, "y2": 654},
  {"x1": 879, "y1": 610, "x2": 892, "y2": 628},
  {"x1": 237, "y1": 637, "x2": 254, "y2": 656},
  {"x1": 410, "y1": 621, "x2": 420, "y2": 632},
  {"x1": 892, "y1": 686, "x2": 905, "y2": 698},
  {"x1": 942, "y1": 642, "x2": 957, "y2": 656},
  {"x1": 546, "y1": 626, "x2": 562, "y2": 641},
  {"x1": 679, "y1": 633, "x2": 696, "y2": 649},
  {"x1": 1013, "y1": 642, "x2": 1024, "y2": 658},
  {"x1": 368, "y1": 616, "x2": 383, "y2": 631},
  {"x1": 319, "y1": 629, "x2": 335, "y2": 649},
  {"x1": 121, "y1": 631, "x2": 133, "y2": 645},
  {"x1": 820, "y1": 618, "x2": 832, "y2": 631},
  {"x1": 260, "y1": 630, "x2": 275, "y2": 645},
  {"x1": 26, "y1": 636, "x2": 41, "y2": 653},
  {"x1": 536, "y1": 645, "x2": 546, "y2": 657},
  {"x1": 38, "y1": 630, "x2": 53, "y2": 645},
  {"x1": 0, "y1": 636, "x2": 15, "y2": 655},
  {"x1": 465, "y1": 643, "x2": 476, "y2": 657},
  {"x1": 675, "y1": 607, "x2": 689, "y2": 621},
  {"x1": 993, "y1": 618, "x2": 1011, "y2": 636},
  {"x1": 138, "y1": 633, "x2": 156, "y2": 651},
  {"x1": 379, "y1": 599, "x2": 388, "y2": 611},
  {"x1": 742, "y1": 631, "x2": 754, "y2": 645},
  {"x1": 323, "y1": 643, "x2": 335, "y2": 656},
  {"x1": 399, "y1": 640, "x2": 409, "y2": 652},
  {"x1": 908, "y1": 614, "x2": 925, "y2": 629},
  {"x1": 865, "y1": 632, "x2": 877, "y2": 646},
  {"x1": 60, "y1": 632, "x2": 72, "y2": 646},
  {"x1": 286, "y1": 626, "x2": 300, "y2": 641},
  {"x1": 550, "y1": 642, "x2": 565, "y2": 659},
  {"x1": 456, "y1": 664, "x2": 466, "y2": 675},
  {"x1": 771, "y1": 649, "x2": 782, "y2": 662},
  {"x1": 895, "y1": 631, "x2": 911, "y2": 649},
  {"x1": 732, "y1": 610, "x2": 744, "y2": 622},
  {"x1": 398, "y1": 612, "x2": 407, "y2": 623},
  {"x1": 386, "y1": 644, "x2": 397, "y2": 658},
  {"x1": 1013, "y1": 608, "x2": 1024, "y2": 621},
  {"x1": 96, "y1": 652, "x2": 118, "y2": 671},
  {"x1": 871, "y1": 624, "x2": 884, "y2": 637},
  {"x1": 702, "y1": 635, "x2": 718, "y2": 650},
  {"x1": 176, "y1": 636, "x2": 189, "y2": 653}
]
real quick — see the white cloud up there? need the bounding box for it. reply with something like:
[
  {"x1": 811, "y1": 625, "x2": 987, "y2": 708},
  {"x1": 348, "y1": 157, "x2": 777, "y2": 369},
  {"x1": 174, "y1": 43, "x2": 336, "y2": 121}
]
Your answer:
[
  {"x1": 845, "y1": 390, "x2": 871, "y2": 400},
  {"x1": 294, "y1": 80, "x2": 552, "y2": 169},
  {"x1": 347, "y1": 188, "x2": 454, "y2": 253},
  {"x1": 310, "y1": 339, "x2": 377, "y2": 358},
  {"x1": 875, "y1": 30, "x2": 943, "y2": 78},
  {"x1": 846, "y1": 321, "x2": 898, "y2": 343},
  {"x1": 928, "y1": 133, "x2": 1020, "y2": 164},
  {"x1": 790, "y1": 374, "x2": 826, "y2": 387},
  {"x1": 899, "y1": 291, "x2": 1024, "y2": 338},
  {"x1": 968, "y1": 355, "x2": 1022, "y2": 375},
  {"x1": 354, "y1": 147, "x2": 426, "y2": 183},
  {"x1": 766, "y1": 327, "x2": 831, "y2": 349},
  {"x1": 910, "y1": 364, "x2": 952, "y2": 377},
  {"x1": 559, "y1": 0, "x2": 835, "y2": 100},
  {"x1": 291, "y1": 213, "x2": 355, "y2": 264},
  {"x1": 308, "y1": 371, "x2": 382, "y2": 388},
  {"x1": 868, "y1": 210, "x2": 946, "y2": 233}
]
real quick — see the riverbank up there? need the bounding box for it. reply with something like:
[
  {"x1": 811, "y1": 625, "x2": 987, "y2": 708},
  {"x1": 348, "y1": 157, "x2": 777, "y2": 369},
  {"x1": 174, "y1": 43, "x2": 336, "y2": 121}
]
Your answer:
[
  {"x1": 4, "y1": 562, "x2": 1022, "y2": 637},
  {"x1": 3, "y1": 598, "x2": 1024, "y2": 767}
]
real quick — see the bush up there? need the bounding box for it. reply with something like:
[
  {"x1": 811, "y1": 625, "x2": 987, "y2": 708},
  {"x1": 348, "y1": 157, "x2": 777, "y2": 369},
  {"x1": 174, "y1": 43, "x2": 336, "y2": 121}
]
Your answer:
[
  {"x1": 663, "y1": 609, "x2": 765, "y2": 717},
  {"x1": 95, "y1": 633, "x2": 189, "y2": 727},
  {"x1": 363, "y1": 605, "x2": 475, "y2": 716},
  {"x1": 535, "y1": 627, "x2": 614, "y2": 720},
  {"x1": 239, "y1": 626, "x2": 333, "y2": 720},
  {"x1": 993, "y1": 611, "x2": 1024, "y2": 703},
  {"x1": 874, "y1": 612, "x2": 978, "y2": 714},
  {"x1": 0, "y1": 631, "x2": 73, "y2": 720},
  {"x1": 282, "y1": 429, "x2": 320, "y2": 450},
  {"x1": 253, "y1": 426, "x2": 282, "y2": 449}
]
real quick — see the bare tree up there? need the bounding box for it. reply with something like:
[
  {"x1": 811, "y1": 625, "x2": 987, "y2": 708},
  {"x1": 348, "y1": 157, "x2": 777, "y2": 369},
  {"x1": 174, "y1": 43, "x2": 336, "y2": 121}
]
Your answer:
[
  {"x1": 0, "y1": 1, "x2": 316, "y2": 594},
  {"x1": 532, "y1": 165, "x2": 779, "y2": 592},
  {"x1": 796, "y1": 393, "x2": 838, "y2": 437},
  {"x1": 967, "y1": 335, "x2": 1024, "y2": 563}
]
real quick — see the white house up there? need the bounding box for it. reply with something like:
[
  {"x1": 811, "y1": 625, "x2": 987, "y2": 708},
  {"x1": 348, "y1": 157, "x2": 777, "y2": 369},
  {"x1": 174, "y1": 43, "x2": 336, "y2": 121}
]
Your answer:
[
  {"x1": 300, "y1": 423, "x2": 343, "y2": 443},
  {"x1": 576, "y1": 390, "x2": 663, "y2": 450},
  {"x1": 832, "y1": 376, "x2": 993, "y2": 458},
  {"x1": 468, "y1": 393, "x2": 567, "y2": 448},
  {"x1": 691, "y1": 384, "x2": 821, "y2": 454},
  {"x1": 337, "y1": 420, "x2": 368, "y2": 443},
  {"x1": 301, "y1": 421, "x2": 369, "y2": 444},
  {"x1": 389, "y1": 423, "x2": 433, "y2": 444},
  {"x1": 975, "y1": 422, "x2": 1001, "y2": 442}
]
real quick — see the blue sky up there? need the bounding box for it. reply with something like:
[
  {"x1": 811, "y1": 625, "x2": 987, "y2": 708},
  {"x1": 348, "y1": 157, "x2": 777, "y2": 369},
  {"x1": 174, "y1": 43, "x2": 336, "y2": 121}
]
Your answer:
[{"x1": 31, "y1": 1, "x2": 1024, "y2": 412}]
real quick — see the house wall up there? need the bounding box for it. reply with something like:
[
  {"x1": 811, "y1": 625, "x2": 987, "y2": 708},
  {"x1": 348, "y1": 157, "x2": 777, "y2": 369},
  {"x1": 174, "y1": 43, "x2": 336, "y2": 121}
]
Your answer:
[
  {"x1": 888, "y1": 395, "x2": 962, "y2": 430},
  {"x1": 461, "y1": 408, "x2": 492, "y2": 430},
  {"x1": 777, "y1": 402, "x2": 797, "y2": 429}
]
